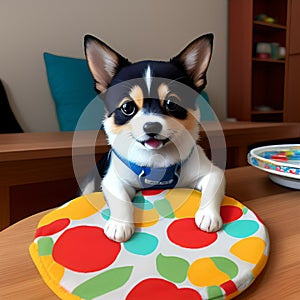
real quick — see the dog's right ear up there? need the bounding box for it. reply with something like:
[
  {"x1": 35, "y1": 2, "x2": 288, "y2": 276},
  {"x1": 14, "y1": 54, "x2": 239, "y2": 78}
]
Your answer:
[{"x1": 84, "y1": 35, "x2": 130, "y2": 93}]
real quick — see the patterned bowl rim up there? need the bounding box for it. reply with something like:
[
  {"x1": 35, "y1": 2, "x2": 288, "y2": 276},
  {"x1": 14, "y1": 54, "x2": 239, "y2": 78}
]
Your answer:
[{"x1": 248, "y1": 144, "x2": 300, "y2": 179}]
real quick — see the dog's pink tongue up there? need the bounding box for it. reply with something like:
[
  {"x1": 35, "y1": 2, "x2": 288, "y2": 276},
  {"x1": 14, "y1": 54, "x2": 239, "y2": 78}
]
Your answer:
[{"x1": 145, "y1": 138, "x2": 162, "y2": 149}]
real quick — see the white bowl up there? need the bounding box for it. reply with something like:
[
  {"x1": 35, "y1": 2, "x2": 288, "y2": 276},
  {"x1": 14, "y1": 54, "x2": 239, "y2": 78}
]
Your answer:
[{"x1": 248, "y1": 144, "x2": 300, "y2": 190}]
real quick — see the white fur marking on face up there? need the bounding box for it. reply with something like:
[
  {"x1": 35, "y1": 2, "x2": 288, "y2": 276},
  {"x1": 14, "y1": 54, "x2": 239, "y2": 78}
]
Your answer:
[{"x1": 144, "y1": 65, "x2": 152, "y2": 95}]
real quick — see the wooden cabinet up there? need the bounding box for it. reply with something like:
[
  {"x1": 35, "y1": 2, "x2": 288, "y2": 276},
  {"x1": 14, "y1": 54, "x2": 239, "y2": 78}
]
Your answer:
[
  {"x1": 228, "y1": 0, "x2": 300, "y2": 122},
  {"x1": 289, "y1": 0, "x2": 300, "y2": 54}
]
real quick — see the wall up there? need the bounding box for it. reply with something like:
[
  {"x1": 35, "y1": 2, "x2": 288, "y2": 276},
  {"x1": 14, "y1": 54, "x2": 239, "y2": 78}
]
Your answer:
[{"x1": 0, "y1": 0, "x2": 228, "y2": 132}]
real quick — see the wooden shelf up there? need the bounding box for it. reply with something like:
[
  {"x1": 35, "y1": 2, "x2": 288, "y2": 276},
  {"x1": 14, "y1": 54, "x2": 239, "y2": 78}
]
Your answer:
[
  {"x1": 253, "y1": 20, "x2": 287, "y2": 30},
  {"x1": 228, "y1": 0, "x2": 300, "y2": 122},
  {"x1": 252, "y1": 58, "x2": 285, "y2": 63},
  {"x1": 252, "y1": 110, "x2": 284, "y2": 115}
]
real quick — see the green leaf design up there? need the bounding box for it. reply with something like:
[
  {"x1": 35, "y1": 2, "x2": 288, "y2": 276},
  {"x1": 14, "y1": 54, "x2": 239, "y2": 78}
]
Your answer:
[
  {"x1": 210, "y1": 257, "x2": 238, "y2": 279},
  {"x1": 72, "y1": 266, "x2": 133, "y2": 299},
  {"x1": 156, "y1": 253, "x2": 189, "y2": 283},
  {"x1": 38, "y1": 237, "x2": 54, "y2": 256},
  {"x1": 207, "y1": 286, "x2": 223, "y2": 299},
  {"x1": 154, "y1": 199, "x2": 175, "y2": 218},
  {"x1": 242, "y1": 207, "x2": 249, "y2": 215}
]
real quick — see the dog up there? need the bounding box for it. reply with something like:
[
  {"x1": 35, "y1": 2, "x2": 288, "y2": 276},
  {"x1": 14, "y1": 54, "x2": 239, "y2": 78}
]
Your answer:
[{"x1": 80, "y1": 33, "x2": 225, "y2": 242}]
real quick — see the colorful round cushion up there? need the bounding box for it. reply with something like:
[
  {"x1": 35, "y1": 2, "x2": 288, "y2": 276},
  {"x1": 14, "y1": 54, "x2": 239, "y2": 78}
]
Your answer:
[{"x1": 29, "y1": 189, "x2": 269, "y2": 300}]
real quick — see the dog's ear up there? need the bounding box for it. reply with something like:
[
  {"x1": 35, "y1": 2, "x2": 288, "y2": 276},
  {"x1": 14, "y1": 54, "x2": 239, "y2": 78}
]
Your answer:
[
  {"x1": 171, "y1": 33, "x2": 213, "y2": 90},
  {"x1": 84, "y1": 35, "x2": 130, "y2": 93}
]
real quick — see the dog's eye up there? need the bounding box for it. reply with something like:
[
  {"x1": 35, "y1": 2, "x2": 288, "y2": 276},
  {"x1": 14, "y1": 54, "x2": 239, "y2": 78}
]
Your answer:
[
  {"x1": 120, "y1": 101, "x2": 137, "y2": 116},
  {"x1": 164, "y1": 97, "x2": 181, "y2": 112}
]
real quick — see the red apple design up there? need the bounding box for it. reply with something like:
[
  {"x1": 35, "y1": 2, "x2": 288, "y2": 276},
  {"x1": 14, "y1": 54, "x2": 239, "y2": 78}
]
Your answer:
[
  {"x1": 52, "y1": 226, "x2": 121, "y2": 272},
  {"x1": 34, "y1": 218, "x2": 70, "y2": 238},
  {"x1": 126, "y1": 278, "x2": 202, "y2": 300},
  {"x1": 167, "y1": 218, "x2": 218, "y2": 249}
]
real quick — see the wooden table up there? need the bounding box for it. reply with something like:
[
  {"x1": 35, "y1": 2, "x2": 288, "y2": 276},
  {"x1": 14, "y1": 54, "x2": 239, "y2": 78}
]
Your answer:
[
  {"x1": 1, "y1": 166, "x2": 299, "y2": 299},
  {"x1": 0, "y1": 131, "x2": 110, "y2": 230},
  {"x1": 0, "y1": 121, "x2": 299, "y2": 230}
]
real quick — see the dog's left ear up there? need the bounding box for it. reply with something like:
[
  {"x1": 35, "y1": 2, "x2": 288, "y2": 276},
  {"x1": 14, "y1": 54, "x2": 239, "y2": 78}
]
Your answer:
[{"x1": 171, "y1": 33, "x2": 213, "y2": 90}]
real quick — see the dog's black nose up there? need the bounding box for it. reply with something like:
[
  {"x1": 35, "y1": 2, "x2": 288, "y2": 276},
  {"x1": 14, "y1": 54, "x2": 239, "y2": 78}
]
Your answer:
[{"x1": 143, "y1": 122, "x2": 162, "y2": 136}]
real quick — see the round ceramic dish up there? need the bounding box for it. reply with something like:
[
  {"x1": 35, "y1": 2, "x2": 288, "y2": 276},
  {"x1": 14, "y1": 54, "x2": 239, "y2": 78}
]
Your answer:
[{"x1": 248, "y1": 144, "x2": 300, "y2": 190}]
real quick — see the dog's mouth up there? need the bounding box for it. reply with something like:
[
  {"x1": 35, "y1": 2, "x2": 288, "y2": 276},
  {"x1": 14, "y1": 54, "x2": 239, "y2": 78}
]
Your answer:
[{"x1": 139, "y1": 137, "x2": 170, "y2": 150}]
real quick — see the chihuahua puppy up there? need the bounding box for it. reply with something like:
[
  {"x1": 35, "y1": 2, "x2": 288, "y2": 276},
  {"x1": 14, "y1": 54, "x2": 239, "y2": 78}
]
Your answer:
[{"x1": 80, "y1": 33, "x2": 225, "y2": 242}]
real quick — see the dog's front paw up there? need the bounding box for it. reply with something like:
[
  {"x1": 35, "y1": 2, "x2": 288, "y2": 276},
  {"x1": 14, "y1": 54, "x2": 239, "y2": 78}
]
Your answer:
[
  {"x1": 195, "y1": 208, "x2": 223, "y2": 232},
  {"x1": 104, "y1": 220, "x2": 135, "y2": 242}
]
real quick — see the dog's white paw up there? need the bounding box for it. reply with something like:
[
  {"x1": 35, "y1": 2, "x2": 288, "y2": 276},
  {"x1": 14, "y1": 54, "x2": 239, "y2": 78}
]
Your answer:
[
  {"x1": 195, "y1": 208, "x2": 223, "y2": 232},
  {"x1": 104, "y1": 219, "x2": 135, "y2": 242}
]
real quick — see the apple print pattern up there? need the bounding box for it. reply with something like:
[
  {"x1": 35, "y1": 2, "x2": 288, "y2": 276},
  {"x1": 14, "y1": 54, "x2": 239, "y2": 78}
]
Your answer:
[{"x1": 30, "y1": 189, "x2": 269, "y2": 299}]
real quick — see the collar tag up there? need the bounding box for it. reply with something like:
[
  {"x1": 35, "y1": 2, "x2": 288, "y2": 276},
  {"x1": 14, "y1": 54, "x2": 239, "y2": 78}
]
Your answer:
[{"x1": 138, "y1": 165, "x2": 180, "y2": 189}]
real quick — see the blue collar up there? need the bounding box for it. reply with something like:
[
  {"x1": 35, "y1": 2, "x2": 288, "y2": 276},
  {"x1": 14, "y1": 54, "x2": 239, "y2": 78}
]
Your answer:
[{"x1": 111, "y1": 147, "x2": 194, "y2": 190}]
